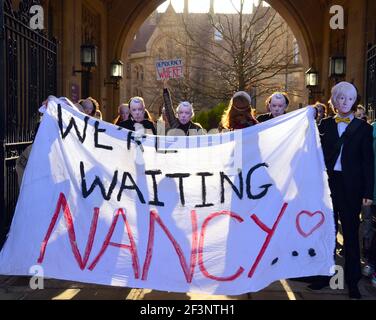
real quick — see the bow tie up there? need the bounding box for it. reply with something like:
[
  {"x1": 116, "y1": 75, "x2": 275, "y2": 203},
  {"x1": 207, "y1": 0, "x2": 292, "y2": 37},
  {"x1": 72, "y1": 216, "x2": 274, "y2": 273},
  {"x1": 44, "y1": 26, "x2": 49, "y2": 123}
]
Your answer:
[{"x1": 335, "y1": 117, "x2": 351, "y2": 124}]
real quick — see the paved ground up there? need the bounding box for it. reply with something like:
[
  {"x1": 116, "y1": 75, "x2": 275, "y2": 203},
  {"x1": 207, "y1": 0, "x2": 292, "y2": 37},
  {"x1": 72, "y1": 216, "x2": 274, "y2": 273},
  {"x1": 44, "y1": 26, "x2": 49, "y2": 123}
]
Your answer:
[
  {"x1": 1, "y1": 232, "x2": 375, "y2": 300},
  {"x1": 1, "y1": 273, "x2": 375, "y2": 300}
]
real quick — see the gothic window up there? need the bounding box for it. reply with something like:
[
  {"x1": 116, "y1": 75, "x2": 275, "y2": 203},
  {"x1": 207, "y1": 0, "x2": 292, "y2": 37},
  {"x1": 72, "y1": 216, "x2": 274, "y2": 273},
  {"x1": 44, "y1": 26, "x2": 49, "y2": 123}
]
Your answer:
[
  {"x1": 126, "y1": 63, "x2": 131, "y2": 79},
  {"x1": 167, "y1": 42, "x2": 173, "y2": 58},
  {"x1": 214, "y1": 23, "x2": 223, "y2": 41},
  {"x1": 293, "y1": 39, "x2": 300, "y2": 64},
  {"x1": 140, "y1": 65, "x2": 144, "y2": 81},
  {"x1": 157, "y1": 47, "x2": 164, "y2": 60}
]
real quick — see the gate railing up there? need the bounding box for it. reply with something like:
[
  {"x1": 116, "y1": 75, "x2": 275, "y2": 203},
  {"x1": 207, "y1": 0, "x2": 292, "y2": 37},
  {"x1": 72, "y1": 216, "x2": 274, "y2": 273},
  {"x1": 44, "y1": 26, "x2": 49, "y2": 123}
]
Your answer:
[{"x1": 0, "y1": 0, "x2": 57, "y2": 247}]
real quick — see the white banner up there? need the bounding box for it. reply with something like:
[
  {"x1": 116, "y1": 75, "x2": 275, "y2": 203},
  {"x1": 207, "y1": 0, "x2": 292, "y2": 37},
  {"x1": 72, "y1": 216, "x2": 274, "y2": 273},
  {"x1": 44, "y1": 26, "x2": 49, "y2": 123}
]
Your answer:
[{"x1": 0, "y1": 99, "x2": 336, "y2": 295}]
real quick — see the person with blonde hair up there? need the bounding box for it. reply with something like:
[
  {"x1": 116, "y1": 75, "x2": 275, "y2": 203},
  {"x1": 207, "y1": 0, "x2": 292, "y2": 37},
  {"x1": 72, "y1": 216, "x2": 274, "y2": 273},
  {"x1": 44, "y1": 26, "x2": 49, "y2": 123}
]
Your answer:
[
  {"x1": 94, "y1": 109, "x2": 103, "y2": 120},
  {"x1": 308, "y1": 81, "x2": 374, "y2": 299},
  {"x1": 257, "y1": 92, "x2": 289, "y2": 123},
  {"x1": 78, "y1": 97, "x2": 100, "y2": 117},
  {"x1": 220, "y1": 91, "x2": 258, "y2": 131}
]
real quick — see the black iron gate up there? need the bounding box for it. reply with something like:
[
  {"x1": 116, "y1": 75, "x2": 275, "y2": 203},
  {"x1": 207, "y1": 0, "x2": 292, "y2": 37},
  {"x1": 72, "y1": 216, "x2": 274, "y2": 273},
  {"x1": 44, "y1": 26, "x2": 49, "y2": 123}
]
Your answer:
[
  {"x1": 0, "y1": 0, "x2": 57, "y2": 247},
  {"x1": 366, "y1": 44, "x2": 376, "y2": 121}
]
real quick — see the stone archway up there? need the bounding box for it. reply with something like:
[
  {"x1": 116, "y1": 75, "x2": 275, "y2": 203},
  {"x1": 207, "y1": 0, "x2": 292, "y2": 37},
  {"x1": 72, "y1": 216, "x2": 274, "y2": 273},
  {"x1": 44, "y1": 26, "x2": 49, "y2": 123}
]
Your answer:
[
  {"x1": 267, "y1": 0, "x2": 314, "y2": 69},
  {"x1": 107, "y1": 0, "x2": 325, "y2": 112},
  {"x1": 112, "y1": 0, "x2": 318, "y2": 66}
]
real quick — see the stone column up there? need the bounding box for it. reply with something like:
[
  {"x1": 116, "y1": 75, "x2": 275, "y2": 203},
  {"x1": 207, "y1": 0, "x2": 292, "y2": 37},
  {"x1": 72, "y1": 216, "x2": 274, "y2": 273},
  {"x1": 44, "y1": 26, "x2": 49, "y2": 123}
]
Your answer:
[{"x1": 346, "y1": 0, "x2": 367, "y2": 97}]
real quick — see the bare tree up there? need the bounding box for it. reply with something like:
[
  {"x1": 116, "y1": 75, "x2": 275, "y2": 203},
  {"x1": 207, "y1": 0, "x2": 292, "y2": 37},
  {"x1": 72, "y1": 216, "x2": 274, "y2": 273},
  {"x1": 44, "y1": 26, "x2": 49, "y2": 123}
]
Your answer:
[{"x1": 173, "y1": 0, "x2": 300, "y2": 103}]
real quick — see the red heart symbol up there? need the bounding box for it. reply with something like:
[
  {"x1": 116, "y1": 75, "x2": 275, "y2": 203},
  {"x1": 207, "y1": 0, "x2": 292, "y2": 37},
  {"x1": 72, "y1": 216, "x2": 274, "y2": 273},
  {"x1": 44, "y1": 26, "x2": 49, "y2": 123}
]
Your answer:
[{"x1": 296, "y1": 210, "x2": 325, "y2": 238}]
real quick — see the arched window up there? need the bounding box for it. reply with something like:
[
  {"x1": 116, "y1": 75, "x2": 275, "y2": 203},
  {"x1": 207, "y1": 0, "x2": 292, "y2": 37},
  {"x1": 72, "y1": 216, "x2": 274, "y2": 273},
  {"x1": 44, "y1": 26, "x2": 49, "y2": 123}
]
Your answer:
[
  {"x1": 140, "y1": 65, "x2": 144, "y2": 81},
  {"x1": 167, "y1": 42, "x2": 173, "y2": 58},
  {"x1": 126, "y1": 62, "x2": 131, "y2": 79},
  {"x1": 133, "y1": 65, "x2": 138, "y2": 81},
  {"x1": 157, "y1": 47, "x2": 164, "y2": 60},
  {"x1": 293, "y1": 39, "x2": 300, "y2": 64},
  {"x1": 214, "y1": 23, "x2": 223, "y2": 41}
]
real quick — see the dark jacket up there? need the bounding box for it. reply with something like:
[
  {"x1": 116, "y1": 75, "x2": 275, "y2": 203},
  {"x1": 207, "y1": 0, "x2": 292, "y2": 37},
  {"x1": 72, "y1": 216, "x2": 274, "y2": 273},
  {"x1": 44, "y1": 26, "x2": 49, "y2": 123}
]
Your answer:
[
  {"x1": 318, "y1": 117, "x2": 374, "y2": 200},
  {"x1": 256, "y1": 113, "x2": 274, "y2": 123},
  {"x1": 162, "y1": 88, "x2": 204, "y2": 136},
  {"x1": 119, "y1": 119, "x2": 156, "y2": 135}
]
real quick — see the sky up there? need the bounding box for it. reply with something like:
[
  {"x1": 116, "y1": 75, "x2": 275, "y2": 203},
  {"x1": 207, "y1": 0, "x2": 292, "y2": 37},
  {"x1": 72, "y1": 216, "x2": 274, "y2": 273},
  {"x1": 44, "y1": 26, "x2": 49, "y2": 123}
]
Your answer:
[{"x1": 157, "y1": 0, "x2": 270, "y2": 14}]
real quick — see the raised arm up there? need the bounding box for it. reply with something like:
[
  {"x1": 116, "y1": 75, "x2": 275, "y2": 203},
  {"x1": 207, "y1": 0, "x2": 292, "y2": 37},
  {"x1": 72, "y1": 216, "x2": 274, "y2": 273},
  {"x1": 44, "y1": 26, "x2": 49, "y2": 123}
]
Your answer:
[{"x1": 162, "y1": 80, "x2": 180, "y2": 129}]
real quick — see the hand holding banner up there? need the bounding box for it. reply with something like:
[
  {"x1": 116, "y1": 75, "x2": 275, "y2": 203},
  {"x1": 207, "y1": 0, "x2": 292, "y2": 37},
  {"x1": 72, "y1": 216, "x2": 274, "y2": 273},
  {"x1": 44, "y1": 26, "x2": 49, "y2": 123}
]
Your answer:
[{"x1": 0, "y1": 99, "x2": 336, "y2": 295}]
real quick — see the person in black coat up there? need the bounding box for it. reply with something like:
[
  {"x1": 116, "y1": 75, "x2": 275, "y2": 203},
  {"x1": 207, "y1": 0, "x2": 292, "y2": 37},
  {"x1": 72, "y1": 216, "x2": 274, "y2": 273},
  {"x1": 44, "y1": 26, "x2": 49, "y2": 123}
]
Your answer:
[
  {"x1": 118, "y1": 96, "x2": 156, "y2": 135},
  {"x1": 162, "y1": 80, "x2": 204, "y2": 136},
  {"x1": 256, "y1": 92, "x2": 289, "y2": 123},
  {"x1": 309, "y1": 82, "x2": 374, "y2": 299}
]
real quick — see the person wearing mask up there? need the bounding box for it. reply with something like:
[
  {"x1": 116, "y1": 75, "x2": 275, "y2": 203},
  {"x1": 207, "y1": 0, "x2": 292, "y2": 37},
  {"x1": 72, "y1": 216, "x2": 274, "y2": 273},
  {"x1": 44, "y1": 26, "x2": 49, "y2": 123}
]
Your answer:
[
  {"x1": 118, "y1": 96, "x2": 156, "y2": 135},
  {"x1": 355, "y1": 105, "x2": 368, "y2": 122},
  {"x1": 78, "y1": 97, "x2": 100, "y2": 117},
  {"x1": 114, "y1": 103, "x2": 130, "y2": 125},
  {"x1": 257, "y1": 92, "x2": 289, "y2": 123},
  {"x1": 308, "y1": 82, "x2": 374, "y2": 299},
  {"x1": 219, "y1": 91, "x2": 258, "y2": 131},
  {"x1": 314, "y1": 102, "x2": 328, "y2": 124},
  {"x1": 162, "y1": 80, "x2": 203, "y2": 136}
]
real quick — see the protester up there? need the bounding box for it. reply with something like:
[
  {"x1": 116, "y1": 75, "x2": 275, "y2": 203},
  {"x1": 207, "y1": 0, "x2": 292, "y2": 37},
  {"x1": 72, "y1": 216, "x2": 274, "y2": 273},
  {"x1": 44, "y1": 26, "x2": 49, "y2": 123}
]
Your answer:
[
  {"x1": 95, "y1": 109, "x2": 103, "y2": 120},
  {"x1": 19, "y1": 96, "x2": 84, "y2": 187},
  {"x1": 309, "y1": 81, "x2": 374, "y2": 299},
  {"x1": 355, "y1": 105, "x2": 368, "y2": 122},
  {"x1": 220, "y1": 91, "x2": 258, "y2": 131},
  {"x1": 314, "y1": 102, "x2": 327, "y2": 124},
  {"x1": 359, "y1": 115, "x2": 376, "y2": 273},
  {"x1": 257, "y1": 92, "x2": 289, "y2": 123},
  {"x1": 75, "y1": 102, "x2": 84, "y2": 113},
  {"x1": 327, "y1": 99, "x2": 336, "y2": 117},
  {"x1": 355, "y1": 105, "x2": 372, "y2": 269},
  {"x1": 162, "y1": 80, "x2": 204, "y2": 136},
  {"x1": 78, "y1": 97, "x2": 99, "y2": 117},
  {"x1": 118, "y1": 96, "x2": 156, "y2": 135},
  {"x1": 361, "y1": 120, "x2": 376, "y2": 279},
  {"x1": 113, "y1": 103, "x2": 130, "y2": 125}
]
